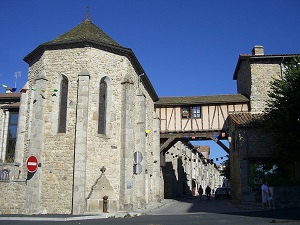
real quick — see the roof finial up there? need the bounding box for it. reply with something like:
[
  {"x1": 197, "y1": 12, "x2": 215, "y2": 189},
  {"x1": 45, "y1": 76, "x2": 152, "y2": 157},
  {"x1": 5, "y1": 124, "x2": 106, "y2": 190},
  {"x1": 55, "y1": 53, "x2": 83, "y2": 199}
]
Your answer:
[{"x1": 85, "y1": 5, "x2": 91, "y2": 20}]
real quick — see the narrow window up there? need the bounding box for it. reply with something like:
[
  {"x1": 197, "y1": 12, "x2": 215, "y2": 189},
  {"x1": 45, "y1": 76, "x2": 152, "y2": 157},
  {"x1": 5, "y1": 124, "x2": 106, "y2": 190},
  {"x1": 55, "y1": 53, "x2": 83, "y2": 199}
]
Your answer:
[
  {"x1": 5, "y1": 112, "x2": 18, "y2": 162},
  {"x1": 192, "y1": 106, "x2": 201, "y2": 118},
  {"x1": 98, "y1": 78, "x2": 107, "y2": 134},
  {"x1": 58, "y1": 75, "x2": 68, "y2": 133}
]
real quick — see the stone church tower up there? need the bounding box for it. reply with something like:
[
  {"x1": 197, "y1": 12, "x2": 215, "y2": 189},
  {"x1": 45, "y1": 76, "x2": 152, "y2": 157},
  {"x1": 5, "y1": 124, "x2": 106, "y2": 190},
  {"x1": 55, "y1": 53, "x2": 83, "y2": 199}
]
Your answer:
[{"x1": 17, "y1": 19, "x2": 163, "y2": 214}]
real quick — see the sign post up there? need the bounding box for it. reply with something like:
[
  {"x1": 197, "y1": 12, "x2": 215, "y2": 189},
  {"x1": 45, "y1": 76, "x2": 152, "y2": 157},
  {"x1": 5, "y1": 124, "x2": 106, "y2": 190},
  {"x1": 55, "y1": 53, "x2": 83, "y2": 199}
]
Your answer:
[{"x1": 26, "y1": 156, "x2": 38, "y2": 173}]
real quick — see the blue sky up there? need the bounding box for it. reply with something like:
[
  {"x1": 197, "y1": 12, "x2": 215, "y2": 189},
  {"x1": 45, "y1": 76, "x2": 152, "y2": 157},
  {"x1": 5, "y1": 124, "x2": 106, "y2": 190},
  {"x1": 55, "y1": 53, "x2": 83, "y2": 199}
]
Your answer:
[{"x1": 1, "y1": 0, "x2": 300, "y2": 163}]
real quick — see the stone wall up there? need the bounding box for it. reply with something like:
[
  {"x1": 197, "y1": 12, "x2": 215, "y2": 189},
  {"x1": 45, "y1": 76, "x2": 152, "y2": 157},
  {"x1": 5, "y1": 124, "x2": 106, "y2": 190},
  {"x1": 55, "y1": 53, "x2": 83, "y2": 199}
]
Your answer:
[
  {"x1": 271, "y1": 186, "x2": 300, "y2": 209},
  {"x1": 0, "y1": 45, "x2": 161, "y2": 214},
  {"x1": 230, "y1": 126, "x2": 276, "y2": 201},
  {"x1": 0, "y1": 181, "x2": 26, "y2": 214},
  {"x1": 236, "y1": 58, "x2": 283, "y2": 113},
  {"x1": 236, "y1": 60, "x2": 251, "y2": 99},
  {"x1": 249, "y1": 60, "x2": 282, "y2": 112}
]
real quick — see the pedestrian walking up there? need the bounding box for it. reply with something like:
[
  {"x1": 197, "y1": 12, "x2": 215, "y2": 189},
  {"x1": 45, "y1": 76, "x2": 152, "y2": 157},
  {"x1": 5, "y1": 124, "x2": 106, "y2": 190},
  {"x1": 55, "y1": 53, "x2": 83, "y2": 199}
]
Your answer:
[
  {"x1": 205, "y1": 185, "x2": 211, "y2": 200},
  {"x1": 198, "y1": 185, "x2": 203, "y2": 199}
]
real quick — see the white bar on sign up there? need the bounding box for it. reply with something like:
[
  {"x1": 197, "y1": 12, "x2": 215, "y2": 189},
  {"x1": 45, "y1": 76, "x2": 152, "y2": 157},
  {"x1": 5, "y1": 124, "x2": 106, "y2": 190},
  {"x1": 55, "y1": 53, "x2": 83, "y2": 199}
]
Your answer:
[{"x1": 28, "y1": 162, "x2": 37, "y2": 166}]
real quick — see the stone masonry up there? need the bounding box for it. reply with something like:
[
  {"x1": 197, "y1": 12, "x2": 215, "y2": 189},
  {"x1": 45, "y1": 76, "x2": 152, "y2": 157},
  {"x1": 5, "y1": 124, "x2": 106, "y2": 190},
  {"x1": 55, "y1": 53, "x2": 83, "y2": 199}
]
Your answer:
[{"x1": 0, "y1": 19, "x2": 162, "y2": 215}]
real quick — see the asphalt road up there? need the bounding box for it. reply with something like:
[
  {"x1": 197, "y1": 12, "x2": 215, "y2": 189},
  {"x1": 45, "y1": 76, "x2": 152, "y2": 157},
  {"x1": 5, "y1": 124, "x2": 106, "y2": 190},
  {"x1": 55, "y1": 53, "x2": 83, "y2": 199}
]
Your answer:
[{"x1": 1, "y1": 196, "x2": 299, "y2": 225}]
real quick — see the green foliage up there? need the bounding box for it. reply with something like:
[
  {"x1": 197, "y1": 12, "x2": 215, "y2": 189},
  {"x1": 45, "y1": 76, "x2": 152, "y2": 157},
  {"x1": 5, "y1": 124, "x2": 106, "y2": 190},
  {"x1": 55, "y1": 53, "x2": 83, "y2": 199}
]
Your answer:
[
  {"x1": 263, "y1": 56, "x2": 300, "y2": 161},
  {"x1": 249, "y1": 162, "x2": 300, "y2": 187},
  {"x1": 221, "y1": 158, "x2": 230, "y2": 180}
]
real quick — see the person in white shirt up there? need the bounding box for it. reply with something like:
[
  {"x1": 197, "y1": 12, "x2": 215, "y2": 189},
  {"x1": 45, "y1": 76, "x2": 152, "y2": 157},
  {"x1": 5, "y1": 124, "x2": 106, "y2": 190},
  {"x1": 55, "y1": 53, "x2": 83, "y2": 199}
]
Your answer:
[{"x1": 261, "y1": 180, "x2": 269, "y2": 209}]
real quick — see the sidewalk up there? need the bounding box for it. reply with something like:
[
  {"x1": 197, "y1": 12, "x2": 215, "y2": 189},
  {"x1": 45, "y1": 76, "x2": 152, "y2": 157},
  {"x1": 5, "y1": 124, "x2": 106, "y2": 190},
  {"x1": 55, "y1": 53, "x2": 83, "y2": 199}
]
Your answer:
[
  {"x1": 0, "y1": 199, "x2": 281, "y2": 222},
  {"x1": 0, "y1": 199, "x2": 172, "y2": 221}
]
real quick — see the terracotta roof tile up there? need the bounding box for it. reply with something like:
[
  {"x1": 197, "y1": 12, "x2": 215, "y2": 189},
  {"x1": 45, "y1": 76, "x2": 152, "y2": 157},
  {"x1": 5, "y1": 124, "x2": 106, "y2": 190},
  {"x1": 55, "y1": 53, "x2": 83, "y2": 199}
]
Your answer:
[
  {"x1": 198, "y1": 146, "x2": 210, "y2": 153},
  {"x1": 228, "y1": 112, "x2": 264, "y2": 126}
]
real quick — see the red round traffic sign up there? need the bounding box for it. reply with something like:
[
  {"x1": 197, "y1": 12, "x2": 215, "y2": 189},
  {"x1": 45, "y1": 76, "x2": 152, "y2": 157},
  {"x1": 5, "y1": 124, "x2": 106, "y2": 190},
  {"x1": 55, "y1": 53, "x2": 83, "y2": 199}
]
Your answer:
[{"x1": 26, "y1": 156, "x2": 38, "y2": 173}]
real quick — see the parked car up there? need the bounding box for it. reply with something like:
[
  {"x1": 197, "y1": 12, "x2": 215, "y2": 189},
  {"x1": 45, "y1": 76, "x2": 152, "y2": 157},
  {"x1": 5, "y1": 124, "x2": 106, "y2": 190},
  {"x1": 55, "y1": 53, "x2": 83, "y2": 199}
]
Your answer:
[{"x1": 215, "y1": 187, "x2": 231, "y2": 199}]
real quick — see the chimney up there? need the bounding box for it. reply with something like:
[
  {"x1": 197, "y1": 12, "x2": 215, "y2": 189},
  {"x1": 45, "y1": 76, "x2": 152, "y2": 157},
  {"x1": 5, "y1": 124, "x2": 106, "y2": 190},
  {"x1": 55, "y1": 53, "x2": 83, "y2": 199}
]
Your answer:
[{"x1": 252, "y1": 45, "x2": 264, "y2": 55}]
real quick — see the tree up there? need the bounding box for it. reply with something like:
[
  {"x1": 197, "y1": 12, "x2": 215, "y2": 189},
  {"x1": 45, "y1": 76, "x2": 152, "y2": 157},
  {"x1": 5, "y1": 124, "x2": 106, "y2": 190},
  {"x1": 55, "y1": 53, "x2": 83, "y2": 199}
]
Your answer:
[
  {"x1": 263, "y1": 56, "x2": 300, "y2": 161},
  {"x1": 221, "y1": 158, "x2": 230, "y2": 180}
]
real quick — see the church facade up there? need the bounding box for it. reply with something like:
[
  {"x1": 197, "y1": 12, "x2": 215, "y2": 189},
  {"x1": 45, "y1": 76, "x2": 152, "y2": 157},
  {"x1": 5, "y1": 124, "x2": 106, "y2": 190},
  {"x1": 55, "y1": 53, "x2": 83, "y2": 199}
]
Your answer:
[{"x1": 0, "y1": 19, "x2": 163, "y2": 214}]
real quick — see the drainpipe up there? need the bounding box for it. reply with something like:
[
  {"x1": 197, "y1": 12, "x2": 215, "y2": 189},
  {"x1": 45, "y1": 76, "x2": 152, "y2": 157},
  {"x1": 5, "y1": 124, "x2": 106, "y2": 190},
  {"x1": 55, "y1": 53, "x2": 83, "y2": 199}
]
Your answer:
[{"x1": 1, "y1": 109, "x2": 8, "y2": 161}]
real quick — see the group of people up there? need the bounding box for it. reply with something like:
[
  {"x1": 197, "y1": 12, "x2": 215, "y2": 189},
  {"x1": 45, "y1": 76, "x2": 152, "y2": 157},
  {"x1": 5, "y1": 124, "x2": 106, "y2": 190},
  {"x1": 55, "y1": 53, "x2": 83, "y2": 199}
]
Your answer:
[
  {"x1": 198, "y1": 185, "x2": 212, "y2": 200},
  {"x1": 198, "y1": 180, "x2": 274, "y2": 210}
]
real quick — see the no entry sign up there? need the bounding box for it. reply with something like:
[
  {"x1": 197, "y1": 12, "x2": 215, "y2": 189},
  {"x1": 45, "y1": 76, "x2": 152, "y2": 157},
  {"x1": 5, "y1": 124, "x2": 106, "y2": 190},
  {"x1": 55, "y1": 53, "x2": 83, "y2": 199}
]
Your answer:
[{"x1": 26, "y1": 156, "x2": 38, "y2": 173}]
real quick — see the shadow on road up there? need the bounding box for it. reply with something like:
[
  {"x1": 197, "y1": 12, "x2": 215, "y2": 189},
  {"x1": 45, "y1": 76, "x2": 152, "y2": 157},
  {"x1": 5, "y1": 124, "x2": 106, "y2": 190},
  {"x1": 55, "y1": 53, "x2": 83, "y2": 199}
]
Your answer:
[{"x1": 172, "y1": 196, "x2": 300, "y2": 221}]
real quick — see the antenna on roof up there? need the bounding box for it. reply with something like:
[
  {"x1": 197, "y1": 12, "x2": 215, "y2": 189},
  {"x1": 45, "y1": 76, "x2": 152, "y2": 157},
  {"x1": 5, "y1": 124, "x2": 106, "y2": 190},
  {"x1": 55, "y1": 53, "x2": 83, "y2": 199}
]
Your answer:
[
  {"x1": 14, "y1": 71, "x2": 21, "y2": 89},
  {"x1": 85, "y1": 5, "x2": 92, "y2": 20}
]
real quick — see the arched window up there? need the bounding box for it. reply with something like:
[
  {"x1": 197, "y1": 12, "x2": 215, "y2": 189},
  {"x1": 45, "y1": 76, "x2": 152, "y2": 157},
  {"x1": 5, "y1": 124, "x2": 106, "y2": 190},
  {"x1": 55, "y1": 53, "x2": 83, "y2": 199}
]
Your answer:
[
  {"x1": 58, "y1": 75, "x2": 68, "y2": 133},
  {"x1": 98, "y1": 78, "x2": 107, "y2": 134}
]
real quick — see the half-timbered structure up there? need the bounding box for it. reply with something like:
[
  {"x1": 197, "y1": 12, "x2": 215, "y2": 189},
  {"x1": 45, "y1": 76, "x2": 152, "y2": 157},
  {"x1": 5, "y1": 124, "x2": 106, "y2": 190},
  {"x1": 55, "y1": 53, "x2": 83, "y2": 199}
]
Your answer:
[
  {"x1": 155, "y1": 94, "x2": 249, "y2": 198},
  {"x1": 156, "y1": 94, "x2": 249, "y2": 154}
]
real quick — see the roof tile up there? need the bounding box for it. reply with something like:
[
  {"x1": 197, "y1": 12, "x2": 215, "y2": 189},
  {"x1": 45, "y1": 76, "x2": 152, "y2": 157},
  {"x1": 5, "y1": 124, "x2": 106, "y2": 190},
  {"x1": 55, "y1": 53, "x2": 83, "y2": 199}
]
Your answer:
[
  {"x1": 45, "y1": 19, "x2": 121, "y2": 47},
  {"x1": 155, "y1": 94, "x2": 249, "y2": 106},
  {"x1": 228, "y1": 112, "x2": 264, "y2": 126}
]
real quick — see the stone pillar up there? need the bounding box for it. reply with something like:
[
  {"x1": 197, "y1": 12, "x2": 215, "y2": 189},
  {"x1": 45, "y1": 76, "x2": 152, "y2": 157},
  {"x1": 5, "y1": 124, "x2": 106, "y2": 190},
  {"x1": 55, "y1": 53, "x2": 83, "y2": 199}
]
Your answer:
[
  {"x1": 15, "y1": 84, "x2": 29, "y2": 167},
  {"x1": 120, "y1": 76, "x2": 134, "y2": 211},
  {"x1": 25, "y1": 74, "x2": 47, "y2": 214},
  {"x1": 134, "y1": 89, "x2": 146, "y2": 209},
  {"x1": 152, "y1": 112, "x2": 163, "y2": 201},
  {"x1": 72, "y1": 69, "x2": 90, "y2": 215}
]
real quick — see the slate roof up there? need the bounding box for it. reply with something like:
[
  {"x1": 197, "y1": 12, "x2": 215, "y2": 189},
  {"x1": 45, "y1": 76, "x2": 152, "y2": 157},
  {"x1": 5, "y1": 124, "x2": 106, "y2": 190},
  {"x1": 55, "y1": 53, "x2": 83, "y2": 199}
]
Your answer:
[
  {"x1": 23, "y1": 19, "x2": 158, "y2": 101},
  {"x1": 228, "y1": 112, "x2": 264, "y2": 127},
  {"x1": 24, "y1": 19, "x2": 126, "y2": 64},
  {"x1": 155, "y1": 94, "x2": 249, "y2": 106},
  {"x1": 45, "y1": 19, "x2": 121, "y2": 47}
]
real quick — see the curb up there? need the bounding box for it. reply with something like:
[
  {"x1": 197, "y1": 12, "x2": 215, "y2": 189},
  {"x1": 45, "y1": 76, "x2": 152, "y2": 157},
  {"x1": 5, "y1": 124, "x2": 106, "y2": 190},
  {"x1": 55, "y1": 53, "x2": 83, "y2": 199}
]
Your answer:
[{"x1": 0, "y1": 200, "x2": 169, "y2": 221}]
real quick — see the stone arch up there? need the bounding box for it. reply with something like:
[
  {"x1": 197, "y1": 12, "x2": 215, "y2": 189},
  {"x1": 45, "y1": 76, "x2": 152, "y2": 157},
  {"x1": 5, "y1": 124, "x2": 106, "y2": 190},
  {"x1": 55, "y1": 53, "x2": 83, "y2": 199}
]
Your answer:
[
  {"x1": 50, "y1": 73, "x2": 70, "y2": 135},
  {"x1": 122, "y1": 73, "x2": 134, "y2": 84}
]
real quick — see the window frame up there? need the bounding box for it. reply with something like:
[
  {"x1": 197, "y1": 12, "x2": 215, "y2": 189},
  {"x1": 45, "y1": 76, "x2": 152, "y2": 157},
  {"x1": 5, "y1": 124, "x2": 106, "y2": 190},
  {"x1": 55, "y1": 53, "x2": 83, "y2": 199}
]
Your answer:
[
  {"x1": 181, "y1": 105, "x2": 201, "y2": 118},
  {"x1": 5, "y1": 111, "x2": 19, "y2": 163}
]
